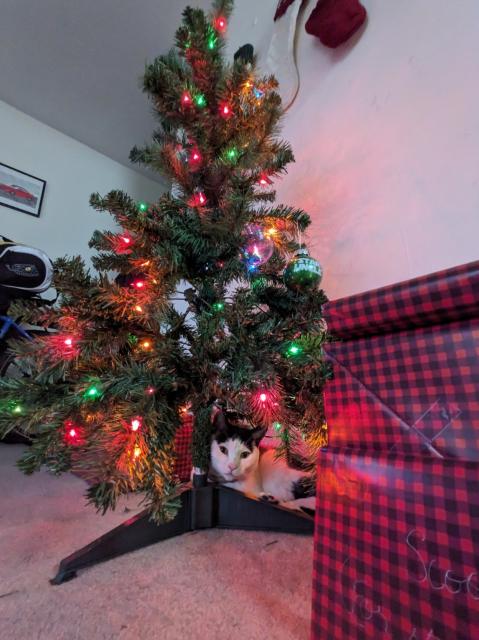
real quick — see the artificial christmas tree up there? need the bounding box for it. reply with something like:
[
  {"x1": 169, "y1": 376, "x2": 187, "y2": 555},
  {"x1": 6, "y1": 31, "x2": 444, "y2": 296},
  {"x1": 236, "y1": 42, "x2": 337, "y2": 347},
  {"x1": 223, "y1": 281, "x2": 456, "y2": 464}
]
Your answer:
[{"x1": 0, "y1": 0, "x2": 330, "y2": 581}]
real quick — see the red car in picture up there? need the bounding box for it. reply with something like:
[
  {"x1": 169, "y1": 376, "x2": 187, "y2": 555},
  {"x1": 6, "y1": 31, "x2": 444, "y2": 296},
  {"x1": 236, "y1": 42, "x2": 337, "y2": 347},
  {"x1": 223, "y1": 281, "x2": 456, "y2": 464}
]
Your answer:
[{"x1": 0, "y1": 183, "x2": 36, "y2": 203}]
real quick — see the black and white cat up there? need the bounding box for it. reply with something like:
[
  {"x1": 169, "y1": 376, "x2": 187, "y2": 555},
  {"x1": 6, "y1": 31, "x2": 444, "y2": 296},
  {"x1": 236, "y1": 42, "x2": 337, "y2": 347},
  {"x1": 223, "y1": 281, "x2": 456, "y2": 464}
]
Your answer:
[{"x1": 209, "y1": 408, "x2": 316, "y2": 511}]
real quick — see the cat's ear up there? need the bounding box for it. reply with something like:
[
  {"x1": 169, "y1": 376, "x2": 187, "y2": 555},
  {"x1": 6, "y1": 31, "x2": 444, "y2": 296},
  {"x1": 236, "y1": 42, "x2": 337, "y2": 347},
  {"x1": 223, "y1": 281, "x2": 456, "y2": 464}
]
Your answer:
[
  {"x1": 249, "y1": 426, "x2": 267, "y2": 446},
  {"x1": 211, "y1": 406, "x2": 227, "y2": 433}
]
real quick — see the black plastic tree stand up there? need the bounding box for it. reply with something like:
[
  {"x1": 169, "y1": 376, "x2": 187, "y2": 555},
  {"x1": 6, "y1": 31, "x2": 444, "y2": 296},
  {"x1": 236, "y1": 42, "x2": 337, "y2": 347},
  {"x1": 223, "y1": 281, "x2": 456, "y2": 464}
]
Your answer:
[{"x1": 51, "y1": 478, "x2": 314, "y2": 584}]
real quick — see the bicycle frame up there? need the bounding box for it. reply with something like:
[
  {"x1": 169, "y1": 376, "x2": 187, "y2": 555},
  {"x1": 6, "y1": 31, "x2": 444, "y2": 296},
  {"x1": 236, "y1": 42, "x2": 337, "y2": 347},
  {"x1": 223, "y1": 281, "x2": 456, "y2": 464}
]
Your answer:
[{"x1": 0, "y1": 315, "x2": 33, "y2": 342}]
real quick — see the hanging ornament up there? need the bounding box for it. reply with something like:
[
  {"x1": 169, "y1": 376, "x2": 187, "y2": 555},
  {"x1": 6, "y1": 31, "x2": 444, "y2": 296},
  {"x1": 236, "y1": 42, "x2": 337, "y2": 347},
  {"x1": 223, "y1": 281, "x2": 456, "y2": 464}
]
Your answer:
[
  {"x1": 241, "y1": 225, "x2": 274, "y2": 269},
  {"x1": 284, "y1": 247, "x2": 323, "y2": 292}
]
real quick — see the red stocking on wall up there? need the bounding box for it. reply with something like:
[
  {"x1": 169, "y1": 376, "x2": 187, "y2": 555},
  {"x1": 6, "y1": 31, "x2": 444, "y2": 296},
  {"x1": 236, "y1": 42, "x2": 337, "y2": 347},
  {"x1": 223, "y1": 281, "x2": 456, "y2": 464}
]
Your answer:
[{"x1": 305, "y1": 0, "x2": 367, "y2": 48}]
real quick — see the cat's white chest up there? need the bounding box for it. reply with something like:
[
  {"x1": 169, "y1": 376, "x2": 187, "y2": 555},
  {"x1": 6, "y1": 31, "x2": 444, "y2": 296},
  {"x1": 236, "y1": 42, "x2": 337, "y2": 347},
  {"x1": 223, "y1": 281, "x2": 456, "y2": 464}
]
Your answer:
[{"x1": 258, "y1": 449, "x2": 304, "y2": 502}]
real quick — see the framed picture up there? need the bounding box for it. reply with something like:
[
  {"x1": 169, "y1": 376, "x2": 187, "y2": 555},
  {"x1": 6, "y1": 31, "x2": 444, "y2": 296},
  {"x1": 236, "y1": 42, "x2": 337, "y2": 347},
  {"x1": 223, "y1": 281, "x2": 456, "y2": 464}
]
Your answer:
[{"x1": 0, "y1": 162, "x2": 46, "y2": 218}]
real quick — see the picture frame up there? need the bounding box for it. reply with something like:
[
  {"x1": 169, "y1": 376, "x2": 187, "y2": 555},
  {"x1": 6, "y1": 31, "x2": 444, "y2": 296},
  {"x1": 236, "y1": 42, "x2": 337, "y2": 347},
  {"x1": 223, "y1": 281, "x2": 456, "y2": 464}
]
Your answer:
[{"x1": 0, "y1": 162, "x2": 46, "y2": 218}]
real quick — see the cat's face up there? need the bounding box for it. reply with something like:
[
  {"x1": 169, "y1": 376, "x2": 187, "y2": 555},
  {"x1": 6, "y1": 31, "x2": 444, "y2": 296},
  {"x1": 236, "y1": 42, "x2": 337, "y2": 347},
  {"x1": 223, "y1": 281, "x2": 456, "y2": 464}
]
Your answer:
[{"x1": 210, "y1": 410, "x2": 266, "y2": 482}]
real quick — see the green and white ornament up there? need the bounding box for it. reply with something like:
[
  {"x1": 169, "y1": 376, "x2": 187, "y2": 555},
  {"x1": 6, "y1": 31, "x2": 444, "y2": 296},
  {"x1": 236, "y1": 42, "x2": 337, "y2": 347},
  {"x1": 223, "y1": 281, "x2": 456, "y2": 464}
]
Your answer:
[{"x1": 284, "y1": 247, "x2": 322, "y2": 291}]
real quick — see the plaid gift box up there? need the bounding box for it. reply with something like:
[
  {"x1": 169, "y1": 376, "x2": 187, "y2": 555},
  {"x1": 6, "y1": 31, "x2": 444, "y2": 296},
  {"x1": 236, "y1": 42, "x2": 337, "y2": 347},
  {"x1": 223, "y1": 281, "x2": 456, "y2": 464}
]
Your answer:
[
  {"x1": 174, "y1": 411, "x2": 193, "y2": 482},
  {"x1": 313, "y1": 261, "x2": 479, "y2": 639},
  {"x1": 322, "y1": 261, "x2": 479, "y2": 458},
  {"x1": 312, "y1": 450, "x2": 479, "y2": 640}
]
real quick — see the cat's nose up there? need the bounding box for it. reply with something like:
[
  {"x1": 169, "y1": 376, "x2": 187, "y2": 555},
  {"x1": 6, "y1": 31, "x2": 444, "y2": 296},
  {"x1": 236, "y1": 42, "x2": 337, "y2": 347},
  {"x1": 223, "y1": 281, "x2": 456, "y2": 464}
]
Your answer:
[{"x1": 227, "y1": 463, "x2": 238, "y2": 472}]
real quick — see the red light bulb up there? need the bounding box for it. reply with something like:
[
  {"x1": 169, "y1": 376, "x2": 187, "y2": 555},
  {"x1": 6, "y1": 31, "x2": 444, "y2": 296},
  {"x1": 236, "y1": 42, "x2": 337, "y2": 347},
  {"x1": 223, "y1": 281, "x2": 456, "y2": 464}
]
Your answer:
[
  {"x1": 64, "y1": 420, "x2": 82, "y2": 445},
  {"x1": 64, "y1": 337, "x2": 73, "y2": 347},
  {"x1": 215, "y1": 16, "x2": 227, "y2": 32},
  {"x1": 220, "y1": 102, "x2": 232, "y2": 118},
  {"x1": 188, "y1": 191, "x2": 207, "y2": 207},
  {"x1": 188, "y1": 148, "x2": 202, "y2": 165},
  {"x1": 181, "y1": 91, "x2": 192, "y2": 106},
  {"x1": 259, "y1": 393, "x2": 267, "y2": 402},
  {"x1": 146, "y1": 386, "x2": 155, "y2": 395},
  {"x1": 258, "y1": 173, "x2": 273, "y2": 186},
  {"x1": 122, "y1": 236, "x2": 131, "y2": 245},
  {"x1": 132, "y1": 280, "x2": 145, "y2": 289}
]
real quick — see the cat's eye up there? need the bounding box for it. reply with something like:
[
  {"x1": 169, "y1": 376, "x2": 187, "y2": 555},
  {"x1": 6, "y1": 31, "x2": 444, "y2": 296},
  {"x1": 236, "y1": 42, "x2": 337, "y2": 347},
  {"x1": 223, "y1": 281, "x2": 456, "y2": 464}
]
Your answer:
[
  {"x1": 219, "y1": 445, "x2": 228, "y2": 455},
  {"x1": 240, "y1": 451, "x2": 250, "y2": 459}
]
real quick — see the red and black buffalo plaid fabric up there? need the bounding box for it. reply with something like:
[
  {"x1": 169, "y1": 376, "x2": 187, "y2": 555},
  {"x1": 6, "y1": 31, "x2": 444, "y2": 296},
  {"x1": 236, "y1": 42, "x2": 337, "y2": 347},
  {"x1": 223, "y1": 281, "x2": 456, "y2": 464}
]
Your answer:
[
  {"x1": 324, "y1": 260, "x2": 479, "y2": 340},
  {"x1": 313, "y1": 261, "x2": 479, "y2": 639},
  {"x1": 312, "y1": 450, "x2": 479, "y2": 639},
  {"x1": 323, "y1": 261, "x2": 479, "y2": 459},
  {"x1": 174, "y1": 412, "x2": 193, "y2": 482}
]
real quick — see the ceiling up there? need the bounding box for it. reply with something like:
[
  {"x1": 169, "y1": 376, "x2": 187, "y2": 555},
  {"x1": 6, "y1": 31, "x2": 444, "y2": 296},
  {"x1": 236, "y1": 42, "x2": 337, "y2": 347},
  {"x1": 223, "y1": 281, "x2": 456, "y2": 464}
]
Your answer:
[{"x1": 0, "y1": 0, "x2": 214, "y2": 181}]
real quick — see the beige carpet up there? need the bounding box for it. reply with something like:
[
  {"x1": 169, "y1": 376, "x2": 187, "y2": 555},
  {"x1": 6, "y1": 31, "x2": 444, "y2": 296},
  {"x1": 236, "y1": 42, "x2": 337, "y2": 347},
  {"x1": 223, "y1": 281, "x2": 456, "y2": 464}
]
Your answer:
[{"x1": 0, "y1": 445, "x2": 313, "y2": 640}]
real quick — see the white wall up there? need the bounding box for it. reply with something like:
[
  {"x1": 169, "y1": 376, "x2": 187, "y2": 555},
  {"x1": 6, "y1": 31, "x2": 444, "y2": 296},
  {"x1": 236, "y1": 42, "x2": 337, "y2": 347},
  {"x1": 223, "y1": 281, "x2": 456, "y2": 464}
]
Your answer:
[
  {"x1": 228, "y1": 0, "x2": 479, "y2": 299},
  {"x1": 0, "y1": 100, "x2": 164, "y2": 264}
]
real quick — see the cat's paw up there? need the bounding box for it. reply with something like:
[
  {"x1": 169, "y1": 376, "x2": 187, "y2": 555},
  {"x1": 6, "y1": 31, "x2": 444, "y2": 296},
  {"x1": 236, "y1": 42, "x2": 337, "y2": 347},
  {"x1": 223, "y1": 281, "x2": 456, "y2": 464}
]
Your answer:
[{"x1": 259, "y1": 493, "x2": 279, "y2": 504}]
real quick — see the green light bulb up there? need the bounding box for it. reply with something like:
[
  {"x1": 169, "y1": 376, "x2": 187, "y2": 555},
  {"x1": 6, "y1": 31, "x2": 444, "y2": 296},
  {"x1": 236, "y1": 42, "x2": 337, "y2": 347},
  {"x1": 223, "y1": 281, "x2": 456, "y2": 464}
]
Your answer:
[
  {"x1": 273, "y1": 422, "x2": 282, "y2": 432},
  {"x1": 84, "y1": 385, "x2": 100, "y2": 400},
  {"x1": 212, "y1": 302, "x2": 224, "y2": 312},
  {"x1": 12, "y1": 404, "x2": 22, "y2": 414},
  {"x1": 226, "y1": 147, "x2": 238, "y2": 162},
  {"x1": 288, "y1": 344, "x2": 301, "y2": 356},
  {"x1": 207, "y1": 36, "x2": 217, "y2": 50},
  {"x1": 195, "y1": 94, "x2": 206, "y2": 108},
  {"x1": 138, "y1": 201, "x2": 148, "y2": 212}
]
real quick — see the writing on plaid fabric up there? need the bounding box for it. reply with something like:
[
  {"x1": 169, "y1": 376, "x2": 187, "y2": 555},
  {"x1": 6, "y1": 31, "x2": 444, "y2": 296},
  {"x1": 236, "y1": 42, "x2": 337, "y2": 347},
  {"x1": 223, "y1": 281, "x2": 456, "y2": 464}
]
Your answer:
[
  {"x1": 407, "y1": 529, "x2": 479, "y2": 599},
  {"x1": 408, "y1": 629, "x2": 441, "y2": 640},
  {"x1": 341, "y1": 556, "x2": 390, "y2": 633},
  {"x1": 412, "y1": 400, "x2": 462, "y2": 447}
]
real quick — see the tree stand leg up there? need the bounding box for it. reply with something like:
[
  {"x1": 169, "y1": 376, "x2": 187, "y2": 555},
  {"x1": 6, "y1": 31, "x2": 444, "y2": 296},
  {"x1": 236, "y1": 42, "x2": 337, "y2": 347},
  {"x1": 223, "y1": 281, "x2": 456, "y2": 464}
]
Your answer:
[{"x1": 50, "y1": 484, "x2": 314, "y2": 585}]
